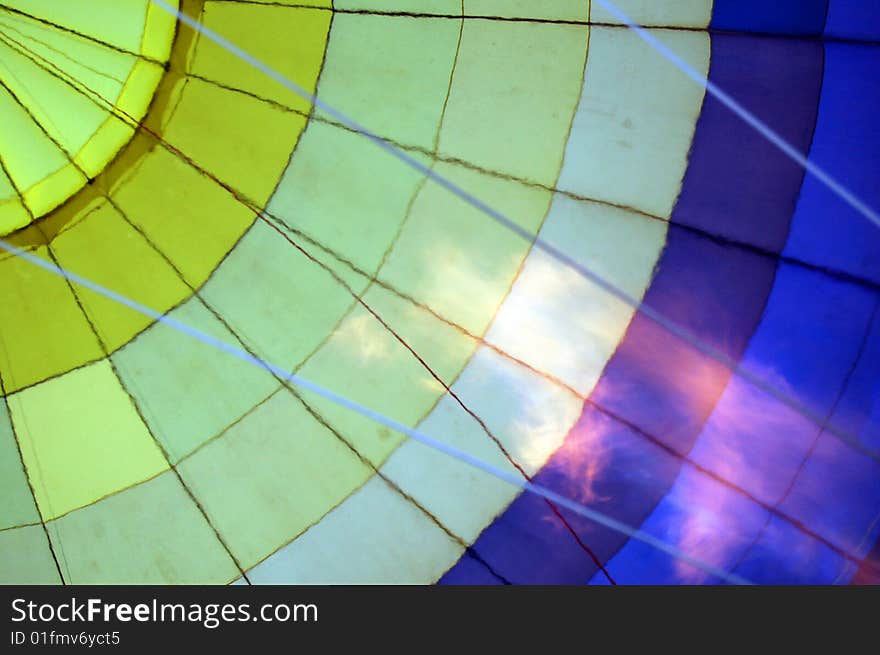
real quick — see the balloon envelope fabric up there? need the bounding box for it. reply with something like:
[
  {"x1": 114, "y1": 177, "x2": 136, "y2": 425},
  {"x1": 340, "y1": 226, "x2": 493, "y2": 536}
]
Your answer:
[{"x1": 0, "y1": 0, "x2": 878, "y2": 585}]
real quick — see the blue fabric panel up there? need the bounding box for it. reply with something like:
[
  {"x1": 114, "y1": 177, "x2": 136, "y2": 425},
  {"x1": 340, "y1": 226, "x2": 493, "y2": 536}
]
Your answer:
[
  {"x1": 735, "y1": 515, "x2": 849, "y2": 583},
  {"x1": 711, "y1": 0, "x2": 829, "y2": 36},
  {"x1": 439, "y1": 552, "x2": 503, "y2": 585},
  {"x1": 783, "y1": 43, "x2": 880, "y2": 284},
  {"x1": 672, "y1": 35, "x2": 823, "y2": 252},
  {"x1": 827, "y1": 302, "x2": 880, "y2": 454},
  {"x1": 825, "y1": 0, "x2": 880, "y2": 41},
  {"x1": 690, "y1": 265, "x2": 877, "y2": 503},
  {"x1": 591, "y1": 466, "x2": 770, "y2": 584},
  {"x1": 598, "y1": 269, "x2": 878, "y2": 583},
  {"x1": 780, "y1": 434, "x2": 880, "y2": 561}
]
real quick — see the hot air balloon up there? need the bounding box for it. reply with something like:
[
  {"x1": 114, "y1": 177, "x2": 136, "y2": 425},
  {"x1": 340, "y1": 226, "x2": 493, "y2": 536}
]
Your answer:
[{"x1": 0, "y1": 0, "x2": 878, "y2": 585}]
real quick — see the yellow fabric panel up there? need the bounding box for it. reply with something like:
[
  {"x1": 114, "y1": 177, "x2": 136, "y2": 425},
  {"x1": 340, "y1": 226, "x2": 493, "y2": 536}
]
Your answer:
[
  {"x1": 297, "y1": 286, "x2": 477, "y2": 468},
  {"x1": 0, "y1": 0, "x2": 329, "y2": 384},
  {"x1": 337, "y1": 1, "x2": 455, "y2": 11},
  {"x1": 313, "y1": 13, "x2": 461, "y2": 150},
  {"x1": 0, "y1": 197, "x2": 30, "y2": 233},
  {"x1": 5, "y1": 0, "x2": 154, "y2": 54},
  {"x1": 142, "y1": 0, "x2": 181, "y2": 61},
  {"x1": 378, "y1": 161, "x2": 553, "y2": 335},
  {"x1": 115, "y1": 60, "x2": 165, "y2": 119},
  {"x1": 0, "y1": 1, "x2": 176, "y2": 234},
  {"x1": 224, "y1": 0, "x2": 332, "y2": 6},
  {"x1": 193, "y1": 2, "x2": 331, "y2": 114},
  {"x1": 109, "y1": 141, "x2": 256, "y2": 288},
  {"x1": 8, "y1": 360, "x2": 169, "y2": 520},
  {"x1": 0, "y1": 38, "x2": 113, "y2": 157},
  {"x1": 0, "y1": 85, "x2": 86, "y2": 212},
  {"x1": 23, "y1": 165, "x2": 87, "y2": 218},
  {"x1": 50, "y1": 202, "x2": 192, "y2": 353},
  {"x1": 75, "y1": 120, "x2": 137, "y2": 179},
  {"x1": 0, "y1": 10, "x2": 131, "y2": 106},
  {"x1": 466, "y1": 0, "x2": 588, "y2": 20},
  {"x1": 592, "y1": 0, "x2": 714, "y2": 27},
  {"x1": 247, "y1": 475, "x2": 463, "y2": 584},
  {"x1": 73, "y1": 61, "x2": 164, "y2": 177},
  {"x1": 178, "y1": 389, "x2": 374, "y2": 569},
  {"x1": 0, "y1": 164, "x2": 18, "y2": 206},
  {"x1": 0, "y1": 166, "x2": 30, "y2": 232},
  {"x1": 437, "y1": 19, "x2": 589, "y2": 186},
  {"x1": 0, "y1": 241, "x2": 104, "y2": 393},
  {"x1": 159, "y1": 76, "x2": 308, "y2": 206}
]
